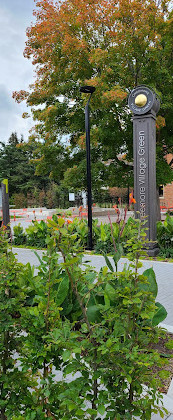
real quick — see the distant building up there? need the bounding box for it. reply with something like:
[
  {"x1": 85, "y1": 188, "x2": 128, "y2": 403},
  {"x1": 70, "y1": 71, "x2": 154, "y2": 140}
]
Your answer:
[{"x1": 159, "y1": 154, "x2": 173, "y2": 209}]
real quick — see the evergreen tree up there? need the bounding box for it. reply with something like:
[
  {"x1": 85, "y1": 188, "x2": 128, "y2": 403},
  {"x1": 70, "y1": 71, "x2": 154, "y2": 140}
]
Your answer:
[{"x1": 0, "y1": 132, "x2": 48, "y2": 198}]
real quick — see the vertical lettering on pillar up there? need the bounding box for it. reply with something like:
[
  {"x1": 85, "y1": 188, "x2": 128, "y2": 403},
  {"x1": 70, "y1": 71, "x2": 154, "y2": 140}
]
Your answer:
[
  {"x1": 129, "y1": 85, "x2": 160, "y2": 254},
  {"x1": 135, "y1": 123, "x2": 149, "y2": 232},
  {"x1": 138, "y1": 130, "x2": 146, "y2": 220}
]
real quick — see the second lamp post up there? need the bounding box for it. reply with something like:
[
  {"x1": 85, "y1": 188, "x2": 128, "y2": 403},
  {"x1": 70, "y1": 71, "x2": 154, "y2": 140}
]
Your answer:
[{"x1": 80, "y1": 85, "x2": 96, "y2": 250}]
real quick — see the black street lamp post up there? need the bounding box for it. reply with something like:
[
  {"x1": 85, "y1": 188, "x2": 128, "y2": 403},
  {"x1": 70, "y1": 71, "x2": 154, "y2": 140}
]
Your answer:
[{"x1": 80, "y1": 85, "x2": 96, "y2": 250}]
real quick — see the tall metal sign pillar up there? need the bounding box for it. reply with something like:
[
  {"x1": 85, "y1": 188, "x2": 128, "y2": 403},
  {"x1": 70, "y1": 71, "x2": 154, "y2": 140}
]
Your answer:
[
  {"x1": 128, "y1": 85, "x2": 160, "y2": 256},
  {"x1": 1, "y1": 179, "x2": 10, "y2": 228}
]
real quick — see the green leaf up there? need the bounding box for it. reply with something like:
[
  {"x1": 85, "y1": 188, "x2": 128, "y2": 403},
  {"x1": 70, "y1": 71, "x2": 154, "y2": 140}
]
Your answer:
[
  {"x1": 152, "y1": 302, "x2": 167, "y2": 326},
  {"x1": 140, "y1": 268, "x2": 158, "y2": 297},
  {"x1": 81, "y1": 323, "x2": 88, "y2": 332},
  {"x1": 44, "y1": 389, "x2": 50, "y2": 398},
  {"x1": 126, "y1": 375, "x2": 132, "y2": 383},
  {"x1": 76, "y1": 409, "x2": 85, "y2": 415},
  {"x1": 87, "y1": 305, "x2": 101, "y2": 322},
  {"x1": 106, "y1": 338, "x2": 112, "y2": 348},
  {"x1": 28, "y1": 412, "x2": 37, "y2": 420},
  {"x1": 102, "y1": 266, "x2": 108, "y2": 276},
  {"x1": 29, "y1": 307, "x2": 39, "y2": 317},
  {"x1": 56, "y1": 276, "x2": 69, "y2": 306},
  {"x1": 98, "y1": 405, "x2": 105, "y2": 415},
  {"x1": 103, "y1": 253, "x2": 114, "y2": 272},
  {"x1": 113, "y1": 244, "x2": 123, "y2": 265},
  {"x1": 123, "y1": 298, "x2": 133, "y2": 305},
  {"x1": 87, "y1": 408, "x2": 97, "y2": 416},
  {"x1": 100, "y1": 224, "x2": 107, "y2": 241},
  {"x1": 105, "y1": 283, "x2": 116, "y2": 302},
  {"x1": 133, "y1": 297, "x2": 141, "y2": 304},
  {"x1": 84, "y1": 272, "x2": 97, "y2": 283},
  {"x1": 104, "y1": 294, "x2": 110, "y2": 309},
  {"x1": 62, "y1": 350, "x2": 71, "y2": 362},
  {"x1": 68, "y1": 403, "x2": 77, "y2": 411},
  {"x1": 52, "y1": 329, "x2": 61, "y2": 341},
  {"x1": 58, "y1": 217, "x2": 65, "y2": 227},
  {"x1": 73, "y1": 347, "x2": 81, "y2": 354},
  {"x1": 34, "y1": 251, "x2": 44, "y2": 265}
]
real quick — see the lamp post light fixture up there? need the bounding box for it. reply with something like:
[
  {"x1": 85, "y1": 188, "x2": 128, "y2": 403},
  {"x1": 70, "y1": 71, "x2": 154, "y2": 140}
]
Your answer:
[{"x1": 80, "y1": 85, "x2": 96, "y2": 250}]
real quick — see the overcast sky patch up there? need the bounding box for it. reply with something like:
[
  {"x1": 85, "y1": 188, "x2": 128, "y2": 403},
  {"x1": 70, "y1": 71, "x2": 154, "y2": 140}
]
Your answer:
[{"x1": 0, "y1": 0, "x2": 35, "y2": 143}]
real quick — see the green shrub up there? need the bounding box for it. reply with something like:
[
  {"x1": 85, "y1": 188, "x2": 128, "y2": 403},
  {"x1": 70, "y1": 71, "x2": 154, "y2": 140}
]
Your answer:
[
  {"x1": 13, "y1": 223, "x2": 26, "y2": 245},
  {"x1": 0, "y1": 219, "x2": 170, "y2": 419},
  {"x1": 0, "y1": 227, "x2": 33, "y2": 418},
  {"x1": 45, "y1": 216, "x2": 168, "y2": 419},
  {"x1": 25, "y1": 220, "x2": 48, "y2": 247},
  {"x1": 10, "y1": 193, "x2": 27, "y2": 208},
  {"x1": 52, "y1": 214, "x2": 100, "y2": 249},
  {"x1": 12, "y1": 212, "x2": 173, "y2": 260},
  {"x1": 157, "y1": 215, "x2": 173, "y2": 258}
]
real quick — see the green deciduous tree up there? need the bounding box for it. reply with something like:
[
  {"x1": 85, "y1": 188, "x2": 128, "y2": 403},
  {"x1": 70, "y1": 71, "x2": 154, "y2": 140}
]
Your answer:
[{"x1": 13, "y1": 0, "x2": 173, "y2": 192}]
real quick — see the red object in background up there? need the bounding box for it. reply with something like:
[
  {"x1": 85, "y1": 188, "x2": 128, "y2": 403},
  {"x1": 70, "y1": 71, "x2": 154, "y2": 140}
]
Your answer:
[
  {"x1": 129, "y1": 192, "x2": 136, "y2": 205},
  {"x1": 112, "y1": 204, "x2": 120, "y2": 215}
]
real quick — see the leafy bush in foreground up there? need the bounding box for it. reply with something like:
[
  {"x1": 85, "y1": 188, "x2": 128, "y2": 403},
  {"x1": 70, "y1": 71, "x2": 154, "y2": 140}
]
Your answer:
[
  {"x1": 0, "y1": 219, "x2": 170, "y2": 419},
  {"x1": 0, "y1": 228, "x2": 33, "y2": 418}
]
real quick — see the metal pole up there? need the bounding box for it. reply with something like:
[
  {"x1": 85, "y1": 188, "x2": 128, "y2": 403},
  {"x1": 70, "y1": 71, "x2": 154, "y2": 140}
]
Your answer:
[
  {"x1": 85, "y1": 96, "x2": 92, "y2": 250},
  {"x1": 1, "y1": 179, "x2": 10, "y2": 230},
  {"x1": 80, "y1": 85, "x2": 95, "y2": 250}
]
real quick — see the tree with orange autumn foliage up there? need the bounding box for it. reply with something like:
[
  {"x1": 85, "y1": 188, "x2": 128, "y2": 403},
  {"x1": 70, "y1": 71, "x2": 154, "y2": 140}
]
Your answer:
[{"x1": 13, "y1": 0, "x2": 173, "y2": 192}]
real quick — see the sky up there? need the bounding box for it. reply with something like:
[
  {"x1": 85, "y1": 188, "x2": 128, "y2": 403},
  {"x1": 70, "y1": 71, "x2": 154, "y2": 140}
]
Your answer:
[{"x1": 0, "y1": 0, "x2": 36, "y2": 143}]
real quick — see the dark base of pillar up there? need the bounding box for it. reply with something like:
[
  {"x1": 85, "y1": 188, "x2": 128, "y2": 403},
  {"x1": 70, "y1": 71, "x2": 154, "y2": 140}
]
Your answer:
[
  {"x1": 147, "y1": 247, "x2": 160, "y2": 257},
  {"x1": 144, "y1": 242, "x2": 160, "y2": 257}
]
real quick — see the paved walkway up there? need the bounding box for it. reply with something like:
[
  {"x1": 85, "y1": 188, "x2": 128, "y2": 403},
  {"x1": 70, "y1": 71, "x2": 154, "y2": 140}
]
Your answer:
[{"x1": 12, "y1": 247, "x2": 173, "y2": 419}]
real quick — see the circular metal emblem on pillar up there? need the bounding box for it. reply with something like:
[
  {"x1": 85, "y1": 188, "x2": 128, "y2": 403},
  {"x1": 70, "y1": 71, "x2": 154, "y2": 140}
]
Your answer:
[{"x1": 128, "y1": 85, "x2": 160, "y2": 115}]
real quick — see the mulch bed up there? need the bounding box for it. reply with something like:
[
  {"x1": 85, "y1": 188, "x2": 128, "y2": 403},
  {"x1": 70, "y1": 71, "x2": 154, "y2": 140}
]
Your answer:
[{"x1": 151, "y1": 332, "x2": 173, "y2": 394}]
